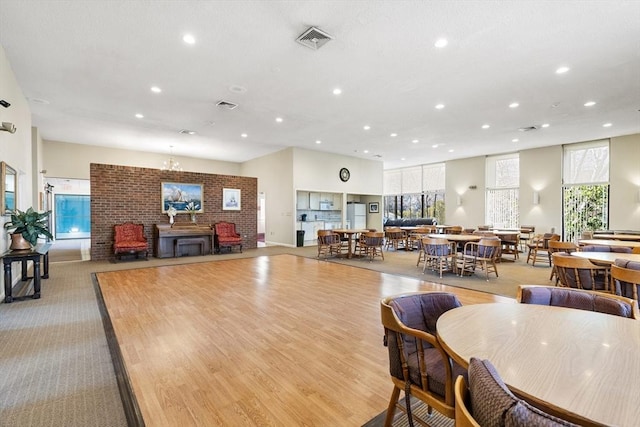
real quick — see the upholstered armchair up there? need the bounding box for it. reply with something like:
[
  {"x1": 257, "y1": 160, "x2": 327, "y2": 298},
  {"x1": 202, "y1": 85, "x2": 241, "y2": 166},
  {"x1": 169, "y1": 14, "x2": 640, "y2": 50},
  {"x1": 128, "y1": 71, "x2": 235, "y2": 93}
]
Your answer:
[
  {"x1": 113, "y1": 222, "x2": 148, "y2": 261},
  {"x1": 214, "y1": 221, "x2": 242, "y2": 253},
  {"x1": 381, "y1": 292, "x2": 465, "y2": 425}
]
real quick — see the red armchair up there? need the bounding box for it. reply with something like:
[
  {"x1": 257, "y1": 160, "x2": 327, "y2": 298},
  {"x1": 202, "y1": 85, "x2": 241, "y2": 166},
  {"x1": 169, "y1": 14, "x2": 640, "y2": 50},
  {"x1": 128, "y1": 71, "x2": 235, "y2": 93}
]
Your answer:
[
  {"x1": 214, "y1": 221, "x2": 242, "y2": 253},
  {"x1": 113, "y1": 222, "x2": 148, "y2": 261}
]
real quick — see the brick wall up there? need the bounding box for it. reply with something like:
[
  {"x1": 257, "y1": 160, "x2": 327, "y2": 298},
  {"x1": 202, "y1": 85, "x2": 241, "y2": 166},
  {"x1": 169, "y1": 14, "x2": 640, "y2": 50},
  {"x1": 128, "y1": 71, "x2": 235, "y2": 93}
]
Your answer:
[{"x1": 90, "y1": 163, "x2": 257, "y2": 260}]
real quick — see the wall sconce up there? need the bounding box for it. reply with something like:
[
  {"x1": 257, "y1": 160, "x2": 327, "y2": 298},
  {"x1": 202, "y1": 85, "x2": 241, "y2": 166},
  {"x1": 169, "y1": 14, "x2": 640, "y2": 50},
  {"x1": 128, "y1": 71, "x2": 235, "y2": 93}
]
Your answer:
[
  {"x1": 1, "y1": 122, "x2": 17, "y2": 133},
  {"x1": 456, "y1": 195, "x2": 462, "y2": 206},
  {"x1": 533, "y1": 191, "x2": 540, "y2": 205}
]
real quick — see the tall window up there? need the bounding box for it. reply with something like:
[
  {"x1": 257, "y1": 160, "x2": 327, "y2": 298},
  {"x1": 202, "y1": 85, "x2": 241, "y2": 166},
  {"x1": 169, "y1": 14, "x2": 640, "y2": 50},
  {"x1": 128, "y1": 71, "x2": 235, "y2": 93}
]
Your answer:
[
  {"x1": 562, "y1": 140, "x2": 609, "y2": 242},
  {"x1": 383, "y1": 163, "x2": 445, "y2": 224},
  {"x1": 486, "y1": 154, "x2": 519, "y2": 228}
]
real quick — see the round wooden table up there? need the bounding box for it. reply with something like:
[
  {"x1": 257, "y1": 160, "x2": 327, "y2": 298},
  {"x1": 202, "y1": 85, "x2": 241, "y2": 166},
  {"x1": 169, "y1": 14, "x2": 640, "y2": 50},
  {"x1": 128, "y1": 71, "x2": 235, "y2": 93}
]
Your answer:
[
  {"x1": 571, "y1": 251, "x2": 640, "y2": 265},
  {"x1": 436, "y1": 303, "x2": 640, "y2": 427},
  {"x1": 579, "y1": 239, "x2": 640, "y2": 249}
]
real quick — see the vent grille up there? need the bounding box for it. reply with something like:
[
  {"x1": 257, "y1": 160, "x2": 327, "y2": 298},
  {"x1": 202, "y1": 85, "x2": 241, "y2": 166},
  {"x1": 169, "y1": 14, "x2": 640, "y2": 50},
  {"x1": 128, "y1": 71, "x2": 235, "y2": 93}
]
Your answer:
[
  {"x1": 216, "y1": 100, "x2": 238, "y2": 110},
  {"x1": 518, "y1": 126, "x2": 539, "y2": 132},
  {"x1": 296, "y1": 26, "x2": 333, "y2": 50}
]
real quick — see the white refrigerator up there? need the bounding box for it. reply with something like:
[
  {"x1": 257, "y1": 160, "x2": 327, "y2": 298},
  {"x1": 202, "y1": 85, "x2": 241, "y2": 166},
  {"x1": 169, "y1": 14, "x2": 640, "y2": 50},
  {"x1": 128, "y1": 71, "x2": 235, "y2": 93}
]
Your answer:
[{"x1": 346, "y1": 203, "x2": 366, "y2": 229}]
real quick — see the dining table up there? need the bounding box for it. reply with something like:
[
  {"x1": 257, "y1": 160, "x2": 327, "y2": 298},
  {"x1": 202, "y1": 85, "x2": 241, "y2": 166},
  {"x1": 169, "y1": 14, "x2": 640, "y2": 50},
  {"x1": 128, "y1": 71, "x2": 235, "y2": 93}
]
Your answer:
[
  {"x1": 332, "y1": 229, "x2": 369, "y2": 259},
  {"x1": 436, "y1": 303, "x2": 640, "y2": 427},
  {"x1": 592, "y1": 233, "x2": 640, "y2": 242},
  {"x1": 571, "y1": 251, "x2": 640, "y2": 265},
  {"x1": 578, "y1": 239, "x2": 640, "y2": 249}
]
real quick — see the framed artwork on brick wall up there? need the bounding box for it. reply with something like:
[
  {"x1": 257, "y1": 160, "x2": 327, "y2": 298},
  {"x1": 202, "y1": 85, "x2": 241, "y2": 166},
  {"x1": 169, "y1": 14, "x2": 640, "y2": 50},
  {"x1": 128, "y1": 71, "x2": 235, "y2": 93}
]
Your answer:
[
  {"x1": 162, "y1": 182, "x2": 203, "y2": 213},
  {"x1": 223, "y1": 188, "x2": 241, "y2": 211}
]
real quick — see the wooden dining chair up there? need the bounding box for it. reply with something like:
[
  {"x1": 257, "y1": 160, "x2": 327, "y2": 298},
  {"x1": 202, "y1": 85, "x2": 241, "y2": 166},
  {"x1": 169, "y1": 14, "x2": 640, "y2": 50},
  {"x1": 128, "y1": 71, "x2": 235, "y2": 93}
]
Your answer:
[
  {"x1": 384, "y1": 227, "x2": 407, "y2": 251},
  {"x1": 456, "y1": 238, "x2": 501, "y2": 280},
  {"x1": 421, "y1": 237, "x2": 455, "y2": 278},
  {"x1": 548, "y1": 241, "x2": 578, "y2": 283},
  {"x1": 316, "y1": 230, "x2": 342, "y2": 259},
  {"x1": 526, "y1": 233, "x2": 559, "y2": 266},
  {"x1": 381, "y1": 292, "x2": 464, "y2": 426},
  {"x1": 611, "y1": 264, "x2": 640, "y2": 302},
  {"x1": 360, "y1": 231, "x2": 385, "y2": 261},
  {"x1": 454, "y1": 376, "x2": 480, "y2": 427},
  {"x1": 552, "y1": 252, "x2": 609, "y2": 292}
]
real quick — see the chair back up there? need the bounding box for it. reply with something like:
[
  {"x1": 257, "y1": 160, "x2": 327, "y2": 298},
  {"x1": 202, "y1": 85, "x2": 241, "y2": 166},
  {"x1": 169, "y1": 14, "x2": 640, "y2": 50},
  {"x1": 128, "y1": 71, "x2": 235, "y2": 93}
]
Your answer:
[
  {"x1": 552, "y1": 252, "x2": 609, "y2": 291},
  {"x1": 317, "y1": 230, "x2": 340, "y2": 245},
  {"x1": 476, "y1": 238, "x2": 501, "y2": 259},
  {"x1": 548, "y1": 241, "x2": 577, "y2": 253},
  {"x1": 215, "y1": 221, "x2": 238, "y2": 237},
  {"x1": 423, "y1": 237, "x2": 451, "y2": 256},
  {"x1": 448, "y1": 225, "x2": 463, "y2": 235},
  {"x1": 517, "y1": 285, "x2": 638, "y2": 319},
  {"x1": 114, "y1": 222, "x2": 145, "y2": 242},
  {"x1": 455, "y1": 376, "x2": 480, "y2": 427},
  {"x1": 381, "y1": 292, "x2": 463, "y2": 420},
  {"x1": 611, "y1": 264, "x2": 640, "y2": 302}
]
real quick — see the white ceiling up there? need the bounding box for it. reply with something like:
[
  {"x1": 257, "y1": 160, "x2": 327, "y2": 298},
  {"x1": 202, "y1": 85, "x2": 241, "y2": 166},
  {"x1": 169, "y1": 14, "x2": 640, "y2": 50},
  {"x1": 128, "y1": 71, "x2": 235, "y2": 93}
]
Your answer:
[{"x1": 1, "y1": 1, "x2": 639, "y2": 170}]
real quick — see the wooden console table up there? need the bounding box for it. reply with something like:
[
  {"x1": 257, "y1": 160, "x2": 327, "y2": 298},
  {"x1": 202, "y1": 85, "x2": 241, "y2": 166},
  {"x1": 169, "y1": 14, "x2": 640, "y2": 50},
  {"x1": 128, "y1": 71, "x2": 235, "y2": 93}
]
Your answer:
[
  {"x1": 2, "y1": 242, "x2": 52, "y2": 303},
  {"x1": 154, "y1": 224, "x2": 214, "y2": 258}
]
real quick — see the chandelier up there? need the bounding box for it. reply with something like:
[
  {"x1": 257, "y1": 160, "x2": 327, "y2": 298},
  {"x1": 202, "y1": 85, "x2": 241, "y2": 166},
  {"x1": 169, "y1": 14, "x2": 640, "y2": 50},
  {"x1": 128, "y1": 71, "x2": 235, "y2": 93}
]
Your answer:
[{"x1": 161, "y1": 146, "x2": 183, "y2": 171}]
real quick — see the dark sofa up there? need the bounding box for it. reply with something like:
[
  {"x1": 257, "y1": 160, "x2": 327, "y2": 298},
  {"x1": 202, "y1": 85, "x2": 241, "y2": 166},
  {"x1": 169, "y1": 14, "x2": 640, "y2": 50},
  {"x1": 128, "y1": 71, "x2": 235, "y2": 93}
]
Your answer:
[{"x1": 383, "y1": 217, "x2": 437, "y2": 227}]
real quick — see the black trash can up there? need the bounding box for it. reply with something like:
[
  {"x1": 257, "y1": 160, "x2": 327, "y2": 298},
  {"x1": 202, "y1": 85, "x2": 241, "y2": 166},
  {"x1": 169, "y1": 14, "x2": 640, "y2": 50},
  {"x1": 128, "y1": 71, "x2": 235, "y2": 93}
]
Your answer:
[{"x1": 296, "y1": 230, "x2": 305, "y2": 247}]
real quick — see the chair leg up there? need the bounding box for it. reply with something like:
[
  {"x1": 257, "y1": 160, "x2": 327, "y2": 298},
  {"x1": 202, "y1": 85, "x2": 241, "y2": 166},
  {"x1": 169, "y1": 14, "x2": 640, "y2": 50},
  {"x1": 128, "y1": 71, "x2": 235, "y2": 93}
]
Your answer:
[{"x1": 384, "y1": 386, "x2": 401, "y2": 427}]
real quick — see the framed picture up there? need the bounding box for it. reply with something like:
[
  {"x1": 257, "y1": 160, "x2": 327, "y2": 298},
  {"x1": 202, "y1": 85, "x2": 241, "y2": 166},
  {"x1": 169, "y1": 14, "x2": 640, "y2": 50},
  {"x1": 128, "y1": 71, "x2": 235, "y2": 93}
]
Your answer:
[
  {"x1": 368, "y1": 202, "x2": 379, "y2": 213},
  {"x1": 162, "y1": 182, "x2": 203, "y2": 213},
  {"x1": 223, "y1": 188, "x2": 241, "y2": 211}
]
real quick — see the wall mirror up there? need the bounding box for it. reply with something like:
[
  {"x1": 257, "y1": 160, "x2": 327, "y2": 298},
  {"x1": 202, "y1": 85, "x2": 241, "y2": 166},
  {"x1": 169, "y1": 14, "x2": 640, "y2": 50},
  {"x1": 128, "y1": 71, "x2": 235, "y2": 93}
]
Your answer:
[{"x1": 1, "y1": 161, "x2": 17, "y2": 215}]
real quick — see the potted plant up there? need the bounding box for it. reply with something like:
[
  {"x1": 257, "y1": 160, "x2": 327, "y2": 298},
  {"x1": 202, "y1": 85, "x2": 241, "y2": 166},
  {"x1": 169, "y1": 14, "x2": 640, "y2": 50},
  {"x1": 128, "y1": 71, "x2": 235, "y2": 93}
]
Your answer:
[{"x1": 4, "y1": 207, "x2": 53, "y2": 250}]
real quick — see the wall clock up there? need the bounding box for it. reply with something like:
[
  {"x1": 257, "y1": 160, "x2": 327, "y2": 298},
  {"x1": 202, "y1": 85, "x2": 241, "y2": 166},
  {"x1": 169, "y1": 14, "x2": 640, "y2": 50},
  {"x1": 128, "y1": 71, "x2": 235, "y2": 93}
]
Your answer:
[{"x1": 339, "y1": 167, "x2": 350, "y2": 182}]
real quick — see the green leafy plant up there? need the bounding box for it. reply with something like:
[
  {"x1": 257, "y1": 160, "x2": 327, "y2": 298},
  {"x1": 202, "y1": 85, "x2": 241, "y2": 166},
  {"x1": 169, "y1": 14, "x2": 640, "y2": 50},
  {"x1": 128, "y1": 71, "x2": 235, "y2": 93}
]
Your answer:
[{"x1": 4, "y1": 207, "x2": 53, "y2": 246}]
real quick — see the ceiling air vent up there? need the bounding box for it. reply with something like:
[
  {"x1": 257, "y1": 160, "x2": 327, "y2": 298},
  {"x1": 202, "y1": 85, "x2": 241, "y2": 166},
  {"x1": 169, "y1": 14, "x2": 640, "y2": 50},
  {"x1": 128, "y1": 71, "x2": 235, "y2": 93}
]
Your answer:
[
  {"x1": 216, "y1": 100, "x2": 238, "y2": 110},
  {"x1": 296, "y1": 26, "x2": 333, "y2": 50},
  {"x1": 518, "y1": 126, "x2": 539, "y2": 132}
]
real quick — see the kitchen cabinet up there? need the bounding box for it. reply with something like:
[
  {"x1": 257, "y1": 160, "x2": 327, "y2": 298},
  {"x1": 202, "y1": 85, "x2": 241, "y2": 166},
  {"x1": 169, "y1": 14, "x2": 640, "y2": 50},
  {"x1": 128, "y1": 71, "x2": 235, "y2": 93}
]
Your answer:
[
  {"x1": 309, "y1": 192, "x2": 321, "y2": 210},
  {"x1": 296, "y1": 191, "x2": 310, "y2": 209}
]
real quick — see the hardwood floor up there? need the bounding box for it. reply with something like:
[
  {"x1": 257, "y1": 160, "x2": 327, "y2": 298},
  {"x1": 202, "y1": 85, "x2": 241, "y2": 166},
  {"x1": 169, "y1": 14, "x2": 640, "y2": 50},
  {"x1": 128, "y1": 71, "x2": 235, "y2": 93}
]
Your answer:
[{"x1": 95, "y1": 254, "x2": 512, "y2": 426}]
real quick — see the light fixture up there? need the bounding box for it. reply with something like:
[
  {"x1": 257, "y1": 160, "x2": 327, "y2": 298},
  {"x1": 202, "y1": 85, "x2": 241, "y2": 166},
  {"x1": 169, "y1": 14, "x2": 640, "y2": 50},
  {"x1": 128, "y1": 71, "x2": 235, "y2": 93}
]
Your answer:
[
  {"x1": 435, "y1": 103, "x2": 445, "y2": 109},
  {"x1": 1, "y1": 122, "x2": 17, "y2": 133},
  {"x1": 509, "y1": 102, "x2": 519, "y2": 108},
  {"x1": 434, "y1": 38, "x2": 448, "y2": 48},
  {"x1": 482, "y1": 124, "x2": 490, "y2": 129},
  {"x1": 456, "y1": 195, "x2": 462, "y2": 206},
  {"x1": 161, "y1": 146, "x2": 182, "y2": 171},
  {"x1": 555, "y1": 66, "x2": 570, "y2": 74},
  {"x1": 533, "y1": 191, "x2": 540, "y2": 205}
]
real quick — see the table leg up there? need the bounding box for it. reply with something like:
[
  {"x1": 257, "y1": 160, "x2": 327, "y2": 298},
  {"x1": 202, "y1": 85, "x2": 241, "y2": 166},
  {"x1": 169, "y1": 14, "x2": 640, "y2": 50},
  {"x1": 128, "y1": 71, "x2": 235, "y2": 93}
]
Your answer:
[
  {"x1": 21, "y1": 259, "x2": 28, "y2": 281},
  {"x1": 42, "y1": 252, "x2": 49, "y2": 279},
  {"x1": 32, "y1": 257, "x2": 41, "y2": 299},
  {"x1": 3, "y1": 260, "x2": 12, "y2": 303},
  {"x1": 347, "y1": 235, "x2": 353, "y2": 259}
]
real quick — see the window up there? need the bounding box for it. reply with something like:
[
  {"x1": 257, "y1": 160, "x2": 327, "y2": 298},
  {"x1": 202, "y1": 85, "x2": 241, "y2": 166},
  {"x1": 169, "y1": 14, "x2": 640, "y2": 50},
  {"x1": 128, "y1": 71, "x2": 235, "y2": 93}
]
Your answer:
[
  {"x1": 486, "y1": 154, "x2": 519, "y2": 229},
  {"x1": 54, "y1": 194, "x2": 91, "y2": 239},
  {"x1": 562, "y1": 140, "x2": 609, "y2": 242},
  {"x1": 383, "y1": 163, "x2": 445, "y2": 223}
]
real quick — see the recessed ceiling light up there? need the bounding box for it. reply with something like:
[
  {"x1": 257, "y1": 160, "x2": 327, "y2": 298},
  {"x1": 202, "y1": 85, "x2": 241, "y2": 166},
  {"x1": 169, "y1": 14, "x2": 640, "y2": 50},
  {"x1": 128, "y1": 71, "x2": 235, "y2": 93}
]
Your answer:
[
  {"x1": 434, "y1": 38, "x2": 448, "y2": 48},
  {"x1": 482, "y1": 124, "x2": 490, "y2": 129},
  {"x1": 412, "y1": 139, "x2": 419, "y2": 143},
  {"x1": 135, "y1": 113, "x2": 144, "y2": 119},
  {"x1": 275, "y1": 117, "x2": 283, "y2": 123},
  {"x1": 183, "y1": 34, "x2": 196, "y2": 44},
  {"x1": 555, "y1": 66, "x2": 570, "y2": 74},
  {"x1": 602, "y1": 123, "x2": 612, "y2": 127},
  {"x1": 509, "y1": 102, "x2": 519, "y2": 108},
  {"x1": 390, "y1": 133, "x2": 397, "y2": 137},
  {"x1": 448, "y1": 149, "x2": 454, "y2": 153},
  {"x1": 432, "y1": 144, "x2": 439, "y2": 148},
  {"x1": 584, "y1": 101, "x2": 596, "y2": 107},
  {"x1": 151, "y1": 86, "x2": 162, "y2": 93},
  {"x1": 241, "y1": 133, "x2": 248, "y2": 138},
  {"x1": 435, "y1": 104, "x2": 445, "y2": 109},
  {"x1": 400, "y1": 158, "x2": 406, "y2": 161},
  {"x1": 512, "y1": 138, "x2": 519, "y2": 142},
  {"x1": 363, "y1": 150, "x2": 369, "y2": 154},
  {"x1": 363, "y1": 125, "x2": 370, "y2": 130},
  {"x1": 315, "y1": 140, "x2": 322, "y2": 144},
  {"x1": 229, "y1": 85, "x2": 247, "y2": 93},
  {"x1": 333, "y1": 88, "x2": 342, "y2": 95},
  {"x1": 541, "y1": 123, "x2": 550, "y2": 128}
]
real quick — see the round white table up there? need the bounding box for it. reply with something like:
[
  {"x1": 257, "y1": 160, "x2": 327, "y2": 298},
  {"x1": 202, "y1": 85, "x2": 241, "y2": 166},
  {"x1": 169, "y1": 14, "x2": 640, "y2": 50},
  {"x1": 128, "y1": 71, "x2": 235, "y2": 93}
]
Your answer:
[{"x1": 436, "y1": 303, "x2": 640, "y2": 427}]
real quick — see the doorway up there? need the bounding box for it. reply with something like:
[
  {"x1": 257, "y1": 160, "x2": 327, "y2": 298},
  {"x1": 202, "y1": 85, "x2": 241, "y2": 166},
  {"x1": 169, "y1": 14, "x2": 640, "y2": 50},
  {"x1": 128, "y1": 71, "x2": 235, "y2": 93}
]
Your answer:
[{"x1": 257, "y1": 191, "x2": 266, "y2": 247}]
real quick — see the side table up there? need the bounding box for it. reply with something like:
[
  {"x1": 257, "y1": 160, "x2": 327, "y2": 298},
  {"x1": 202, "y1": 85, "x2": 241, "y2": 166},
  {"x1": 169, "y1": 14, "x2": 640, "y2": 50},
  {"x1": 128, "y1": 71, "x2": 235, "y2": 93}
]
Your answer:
[{"x1": 2, "y1": 243, "x2": 52, "y2": 303}]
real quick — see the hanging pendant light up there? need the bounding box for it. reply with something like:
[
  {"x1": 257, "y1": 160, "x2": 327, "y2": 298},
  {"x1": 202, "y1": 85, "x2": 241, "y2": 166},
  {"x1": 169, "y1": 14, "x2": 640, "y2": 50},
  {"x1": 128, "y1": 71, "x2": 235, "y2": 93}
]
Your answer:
[{"x1": 161, "y1": 146, "x2": 183, "y2": 171}]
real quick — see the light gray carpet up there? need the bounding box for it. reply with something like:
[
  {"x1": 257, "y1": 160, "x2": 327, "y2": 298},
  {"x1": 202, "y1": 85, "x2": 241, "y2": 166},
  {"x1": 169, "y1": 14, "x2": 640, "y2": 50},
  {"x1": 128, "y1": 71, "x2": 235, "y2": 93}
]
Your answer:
[{"x1": 0, "y1": 244, "x2": 551, "y2": 426}]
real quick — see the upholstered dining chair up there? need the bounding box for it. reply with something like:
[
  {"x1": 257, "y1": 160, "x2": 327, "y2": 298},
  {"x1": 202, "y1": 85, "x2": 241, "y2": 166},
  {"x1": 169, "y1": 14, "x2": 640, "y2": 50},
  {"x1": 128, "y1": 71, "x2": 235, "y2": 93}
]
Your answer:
[
  {"x1": 519, "y1": 225, "x2": 535, "y2": 252},
  {"x1": 360, "y1": 231, "x2": 385, "y2": 261},
  {"x1": 384, "y1": 227, "x2": 407, "y2": 251},
  {"x1": 547, "y1": 241, "x2": 578, "y2": 283},
  {"x1": 316, "y1": 230, "x2": 342, "y2": 259},
  {"x1": 454, "y1": 376, "x2": 480, "y2": 427},
  {"x1": 552, "y1": 252, "x2": 609, "y2": 292},
  {"x1": 611, "y1": 263, "x2": 640, "y2": 302},
  {"x1": 380, "y1": 292, "x2": 464, "y2": 426},
  {"x1": 456, "y1": 238, "x2": 501, "y2": 280},
  {"x1": 421, "y1": 237, "x2": 455, "y2": 278},
  {"x1": 517, "y1": 284, "x2": 638, "y2": 319},
  {"x1": 526, "y1": 233, "x2": 560, "y2": 266}
]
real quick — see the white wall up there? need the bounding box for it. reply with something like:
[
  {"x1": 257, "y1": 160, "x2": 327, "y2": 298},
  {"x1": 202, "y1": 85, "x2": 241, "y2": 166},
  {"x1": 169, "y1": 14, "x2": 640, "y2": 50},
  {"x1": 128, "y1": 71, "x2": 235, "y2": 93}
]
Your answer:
[
  {"x1": 241, "y1": 148, "x2": 293, "y2": 246},
  {"x1": 610, "y1": 134, "x2": 640, "y2": 230},
  {"x1": 445, "y1": 156, "x2": 485, "y2": 227},
  {"x1": 520, "y1": 145, "x2": 563, "y2": 234},
  {"x1": 42, "y1": 140, "x2": 241, "y2": 179}
]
